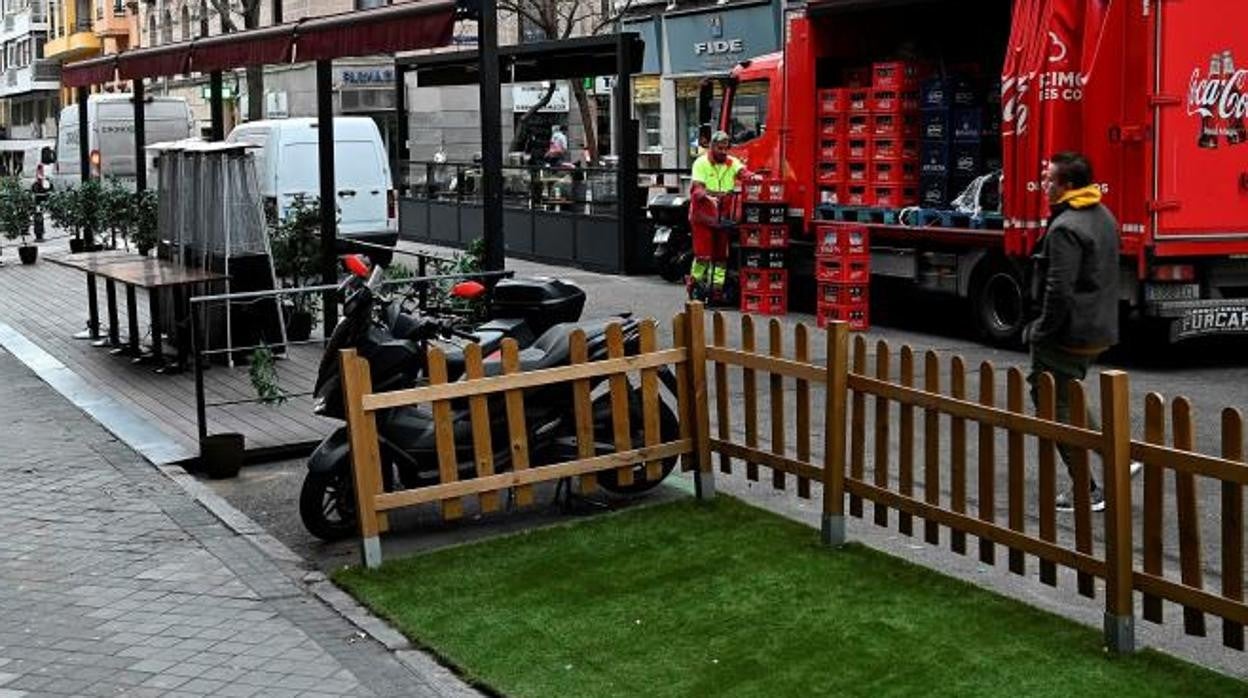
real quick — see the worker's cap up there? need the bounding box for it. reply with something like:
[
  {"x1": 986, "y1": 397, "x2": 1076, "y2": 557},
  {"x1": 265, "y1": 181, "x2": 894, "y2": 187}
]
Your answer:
[{"x1": 711, "y1": 130, "x2": 731, "y2": 144}]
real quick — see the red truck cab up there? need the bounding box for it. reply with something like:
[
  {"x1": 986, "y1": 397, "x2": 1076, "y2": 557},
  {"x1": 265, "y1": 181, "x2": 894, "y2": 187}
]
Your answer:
[{"x1": 713, "y1": 0, "x2": 1248, "y2": 344}]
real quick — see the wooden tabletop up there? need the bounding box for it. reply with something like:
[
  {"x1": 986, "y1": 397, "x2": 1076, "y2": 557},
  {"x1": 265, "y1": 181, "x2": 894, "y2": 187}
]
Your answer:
[{"x1": 47, "y1": 254, "x2": 229, "y2": 288}]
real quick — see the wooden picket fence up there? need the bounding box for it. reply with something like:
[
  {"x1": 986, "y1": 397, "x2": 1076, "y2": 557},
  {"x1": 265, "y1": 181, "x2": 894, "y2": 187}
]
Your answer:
[
  {"x1": 341, "y1": 308, "x2": 713, "y2": 569},
  {"x1": 340, "y1": 301, "x2": 1246, "y2": 654}
]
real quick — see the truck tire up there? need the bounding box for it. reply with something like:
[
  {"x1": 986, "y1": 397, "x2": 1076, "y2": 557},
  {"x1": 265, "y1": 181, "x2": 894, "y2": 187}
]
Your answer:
[{"x1": 970, "y1": 261, "x2": 1026, "y2": 346}]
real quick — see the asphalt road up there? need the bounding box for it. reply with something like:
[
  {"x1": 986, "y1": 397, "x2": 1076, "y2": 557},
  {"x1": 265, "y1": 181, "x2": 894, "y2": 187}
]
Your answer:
[{"x1": 204, "y1": 243, "x2": 1248, "y2": 676}]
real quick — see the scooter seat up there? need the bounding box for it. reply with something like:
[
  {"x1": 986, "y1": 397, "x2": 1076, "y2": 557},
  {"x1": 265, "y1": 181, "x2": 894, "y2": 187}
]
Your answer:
[{"x1": 481, "y1": 318, "x2": 619, "y2": 376}]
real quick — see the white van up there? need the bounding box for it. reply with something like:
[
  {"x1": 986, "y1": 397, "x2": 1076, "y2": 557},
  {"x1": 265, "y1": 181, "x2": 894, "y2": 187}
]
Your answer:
[
  {"x1": 225, "y1": 117, "x2": 397, "y2": 251},
  {"x1": 53, "y1": 94, "x2": 195, "y2": 187},
  {"x1": 0, "y1": 139, "x2": 56, "y2": 187}
]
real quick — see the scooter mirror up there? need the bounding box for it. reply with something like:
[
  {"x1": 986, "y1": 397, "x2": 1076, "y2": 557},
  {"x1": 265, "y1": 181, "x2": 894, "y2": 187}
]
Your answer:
[
  {"x1": 451, "y1": 280, "x2": 487, "y2": 299},
  {"x1": 343, "y1": 254, "x2": 371, "y2": 279}
]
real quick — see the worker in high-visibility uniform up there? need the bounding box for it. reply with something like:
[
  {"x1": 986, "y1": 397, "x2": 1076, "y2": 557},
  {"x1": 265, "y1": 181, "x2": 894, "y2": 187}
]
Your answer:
[{"x1": 688, "y1": 131, "x2": 753, "y2": 294}]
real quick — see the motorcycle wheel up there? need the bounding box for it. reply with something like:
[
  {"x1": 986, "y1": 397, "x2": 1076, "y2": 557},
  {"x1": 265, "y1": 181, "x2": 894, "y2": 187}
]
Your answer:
[
  {"x1": 658, "y1": 256, "x2": 687, "y2": 283},
  {"x1": 594, "y1": 390, "x2": 681, "y2": 495},
  {"x1": 299, "y1": 470, "x2": 358, "y2": 542}
]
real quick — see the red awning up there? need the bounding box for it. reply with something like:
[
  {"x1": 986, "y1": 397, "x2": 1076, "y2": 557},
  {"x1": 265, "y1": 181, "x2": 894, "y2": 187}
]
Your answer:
[
  {"x1": 294, "y1": 0, "x2": 457, "y2": 62},
  {"x1": 62, "y1": 55, "x2": 117, "y2": 87},
  {"x1": 192, "y1": 24, "x2": 295, "y2": 73},
  {"x1": 117, "y1": 44, "x2": 192, "y2": 81},
  {"x1": 62, "y1": 0, "x2": 456, "y2": 86}
]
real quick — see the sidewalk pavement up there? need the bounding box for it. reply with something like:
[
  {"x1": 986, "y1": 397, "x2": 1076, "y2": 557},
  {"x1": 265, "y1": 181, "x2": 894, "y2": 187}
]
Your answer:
[{"x1": 0, "y1": 348, "x2": 479, "y2": 698}]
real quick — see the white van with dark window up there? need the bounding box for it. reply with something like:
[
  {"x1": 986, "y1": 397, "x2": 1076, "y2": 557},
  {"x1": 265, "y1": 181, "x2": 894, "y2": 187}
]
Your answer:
[
  {"x1": 52, "y1": 94, "x2": 196, "y2": 188},
  {"x1": 226, "y1": 117, "x2": 398, "y2": 255}
]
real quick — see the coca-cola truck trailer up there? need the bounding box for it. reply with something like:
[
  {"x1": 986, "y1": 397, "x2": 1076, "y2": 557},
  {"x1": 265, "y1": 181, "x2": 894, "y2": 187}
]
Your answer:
[{"x1": 707, "y1": 0, "x2": 1248, "y2": 343}]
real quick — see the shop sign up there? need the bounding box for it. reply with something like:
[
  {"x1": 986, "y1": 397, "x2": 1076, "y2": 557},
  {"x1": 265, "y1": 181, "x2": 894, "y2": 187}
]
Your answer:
[
  {"x1": 512, "y1": 83, "x2": 570, "y2": 113},
  {"x1": 663, "y1": 1, "x2": 780, "y2": 74},
  {"x1": 340, "y1": 67, "x2": 395, "y2": 85}
]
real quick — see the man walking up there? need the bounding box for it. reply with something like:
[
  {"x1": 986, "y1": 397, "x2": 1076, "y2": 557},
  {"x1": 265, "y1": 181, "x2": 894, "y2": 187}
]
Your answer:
[{"x1": 1025, "y1": 151, "x2": 1139, "y2": 512}]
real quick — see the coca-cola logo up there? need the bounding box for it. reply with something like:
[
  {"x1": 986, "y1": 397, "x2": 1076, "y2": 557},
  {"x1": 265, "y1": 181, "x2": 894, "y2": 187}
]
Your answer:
[{"x1": 1188, "y1": 67, "x2": 1248, "y2": 119}]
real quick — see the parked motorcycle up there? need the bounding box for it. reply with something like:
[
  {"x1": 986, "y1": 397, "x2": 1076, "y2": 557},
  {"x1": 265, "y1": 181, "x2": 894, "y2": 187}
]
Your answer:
[
  {"x1": 648, "y1": 192, "x2": 692, "y2": 283},
  {"x1": 300, "y1": 259, "x2": 681, "y2": 541}
]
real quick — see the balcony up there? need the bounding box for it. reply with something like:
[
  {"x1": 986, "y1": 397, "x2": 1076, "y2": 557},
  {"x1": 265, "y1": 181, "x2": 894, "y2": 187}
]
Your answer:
[
  {"x1": 44, "y1": 29, "x2": 101, "y2": 58},
  {"x1": 32, "y1": 58, "x2": 60, "y2": 82}
]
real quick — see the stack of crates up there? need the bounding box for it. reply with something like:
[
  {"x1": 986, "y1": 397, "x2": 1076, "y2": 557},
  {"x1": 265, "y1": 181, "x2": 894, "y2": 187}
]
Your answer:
[
  {"x1": 739, "y1": 180, "x2": 789, "y2": 316},
  {"x1": 814, "y1": 222, "x2": 870, "y2": 331},
  {"x1": 816, "y1": 88, "x2": 846, "y2": 207},
  {"x1": 918, "y1": 71, "x2": 1002, "y2": 209},
  {"x1": 866, "y1": 61, "x2": 921, "y2": 208}
]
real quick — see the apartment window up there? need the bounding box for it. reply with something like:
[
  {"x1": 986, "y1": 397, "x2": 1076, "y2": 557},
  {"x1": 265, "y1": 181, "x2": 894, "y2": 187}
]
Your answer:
[
  {"x1": 355, "y1": 0, "x2": 385, "y2": 9},
  {"x1": 161, "y1": 9, "x2": 171, "y2": 42},
  {"x1": 148, "y1": 13, "x2": 156, "y2": 44},
  {"x1": 180, "y1": 4, "x2": 188, "y2": 40},
  {"x1": 198, "y1": 0, "x2": 206, "y2": 36},
  {"x1": 34, "y1": 35, "x2": 44, "y2": 59}
]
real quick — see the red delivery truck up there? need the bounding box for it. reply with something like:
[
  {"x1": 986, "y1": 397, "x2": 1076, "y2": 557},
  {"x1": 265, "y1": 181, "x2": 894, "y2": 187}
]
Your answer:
[{"x1": 702, "y1": 0, "x2": 1248, "y2": 344}]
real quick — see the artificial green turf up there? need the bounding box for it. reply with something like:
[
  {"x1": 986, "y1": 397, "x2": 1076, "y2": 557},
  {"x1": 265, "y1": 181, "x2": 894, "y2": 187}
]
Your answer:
[{"x1": 334, "y1": 497, "x2": 1246, "y2": 697}]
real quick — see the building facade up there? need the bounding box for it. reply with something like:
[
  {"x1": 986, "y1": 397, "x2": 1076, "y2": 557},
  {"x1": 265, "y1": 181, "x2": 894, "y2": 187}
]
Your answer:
[
  {"x1": 620, "y1": 0, "x2": 781, "y2": 171},
  {"x1": 1, "y1": 0, "x2": 59, "y2": 138}
]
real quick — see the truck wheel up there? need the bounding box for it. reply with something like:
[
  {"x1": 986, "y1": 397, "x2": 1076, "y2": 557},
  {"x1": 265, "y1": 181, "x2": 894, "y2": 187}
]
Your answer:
[{"x1": 970, "y1": 263, "x2": 1025, "y2": 346}]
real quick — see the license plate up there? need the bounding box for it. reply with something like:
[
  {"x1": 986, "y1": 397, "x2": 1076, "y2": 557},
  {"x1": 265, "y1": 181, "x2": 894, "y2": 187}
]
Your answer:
[
  {"x1": 1171, "y1": 304, "x2": 1248, "y2": 340},
  {"x1": 1144, "y1": 283, "x2": 1200, "y2": 302},
  {"x1": 652, "y1": 227, "x2": 671, "y2": 243}
]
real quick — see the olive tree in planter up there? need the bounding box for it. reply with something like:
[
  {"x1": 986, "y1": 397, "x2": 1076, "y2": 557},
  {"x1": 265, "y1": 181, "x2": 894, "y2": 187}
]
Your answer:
[
  {"x1": 100, "y1": 178, "x2": 134, "y2": 250},
  {"x1": 268, "y1": 194, "x2": 323, "y2": 341},
  {"x1": 45, "y1": 187, "x2": 80, "y2": 250},
  {"x1": 0, "y1": 177, "x2": 39, "y2": 264},
  {"x1": 131, "y1": 190, "x2": 158, "y2": 257},
  {"x1": 46, "y1": 180, "x2": 105, "y2": 253}
]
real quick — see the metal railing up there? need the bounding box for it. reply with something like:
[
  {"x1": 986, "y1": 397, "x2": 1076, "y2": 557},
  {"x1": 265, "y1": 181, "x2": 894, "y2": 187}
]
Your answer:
[{"x1": 186, "y1": 246, "x2": 513, "y2": 464}]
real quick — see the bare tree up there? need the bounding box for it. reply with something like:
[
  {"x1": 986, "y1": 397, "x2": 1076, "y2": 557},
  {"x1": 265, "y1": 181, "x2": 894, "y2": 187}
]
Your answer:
[
  {"x1": 497, "y1": 0, "x2": 632, "y2": 162},
  {"x1": 208, "y1": 0, "x2": 265, "y2": 121}
]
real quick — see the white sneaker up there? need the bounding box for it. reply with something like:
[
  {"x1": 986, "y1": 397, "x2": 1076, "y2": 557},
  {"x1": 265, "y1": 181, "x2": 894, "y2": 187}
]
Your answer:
[{"x1": 1129, "y1": 461, "x2": 1144, "y2": 478}]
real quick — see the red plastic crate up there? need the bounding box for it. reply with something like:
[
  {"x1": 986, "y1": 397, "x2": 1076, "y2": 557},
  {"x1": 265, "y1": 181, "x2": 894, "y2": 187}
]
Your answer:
[
  {"x1": 871, "y1": 137, "x2": 898, "y2": 161},
  {"x1": 900, "y1": 139, "x2": 920, "y2": 160},
  {"x1": 818, "y1": 282, "x2": 869, "y2": 306},
  {"x1": 871, "y1": 89, "x2": 920, "y2": 113},
  {"x1": 818, "y1": 88, "x2": 847, "y2": 115},
  {"x1": 846, "y1": 160, "x2": 870, "y2": 184},
  {"x1": 815, "y1": 256, "x2": 870, "y2": 284},
  {"x1": 872, "y1": 185, "x2": 920, "y2": 209},
  {"x1": 846, "y1": 114, "x2": 871, "y2": 137},
  {"x1": 845, "y1": 138, "x2": 870, "y2": 160},
  {"x1": 818, "y1": 138, "x2": 842, "y2": 161},
  {"x1": 843, "y1": 67, "x2": 870, "y2": 88},
  {"x1": 872, "y1": 113, "x2": 920, "y2": 138},
  {"x1": 817, "y1": 184, "x2": 846, "y2": 206},
  {"x1": 873, "y1": 61, "x2": 922, "y2": 90},
  {"x1": 872, "y1": 160, "x2": 918, "y2": 185},
  {"x1": 847, "y1": 89, "x2": 871, "y2": 114},
  {"x1": 816, "y1": 224, "x2": 870, "y2": 257},
  {"x1": 739, "y1": 224, "x2": 789, "y2": 249},
  {"x1": 817, "y1": 302, "x2": 870, "y2": 331},
  {"x1": 816, "y1": 160, "x2": 842, "y2": 184},
  {"x1": 742, "y1": 291, "x2": 788, "y2": 316},
  {"x1": 743, "y1": 179, "x2": 786, "y2": 203},
  {"x1": 742, "y1": 268, "x2": 789, "y2": 293},
  {"x1": 819, "y1": 115, "x2": 845, "y2": 137},
  {"x1": 843, "y1": 184, "x2": 872, "y2": 207}
]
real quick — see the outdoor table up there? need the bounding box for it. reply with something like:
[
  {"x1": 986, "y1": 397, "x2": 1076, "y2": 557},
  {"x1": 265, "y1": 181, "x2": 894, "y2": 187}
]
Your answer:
[
  {"x1": 46, "y1": 250, "x2": 137, "y2": 345},
  {"x1": 47, "y1": 254, "x2": 228, "y2": 373}
]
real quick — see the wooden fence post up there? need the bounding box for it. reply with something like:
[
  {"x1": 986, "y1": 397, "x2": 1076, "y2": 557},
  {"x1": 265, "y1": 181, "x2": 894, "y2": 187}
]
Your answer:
[
  {"x1": 685, "y1": 301, "x2": 715, "y2": 500},
  {"x1": 340, "y1": 348, "x2": 384, "y2": 569},
  {"x1": 1101, "y1": 370, "x2": 1135, "y2": 654},
  {"x1": 822, "y1": 321, "x2": 850, "y2": 546}
]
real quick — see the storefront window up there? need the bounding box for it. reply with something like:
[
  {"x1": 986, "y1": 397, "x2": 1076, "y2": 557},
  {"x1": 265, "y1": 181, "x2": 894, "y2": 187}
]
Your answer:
[{"x1": 727, "y1": 79, "x2": 769, "y2": 145}]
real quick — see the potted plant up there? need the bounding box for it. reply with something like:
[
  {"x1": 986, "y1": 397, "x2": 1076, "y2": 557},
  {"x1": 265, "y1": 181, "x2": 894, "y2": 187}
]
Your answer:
[
  {"x1": 0, "y1": 177, "x2": 38, "y2": 264},
  {"x1": 100, "y1": 178, "x2": 133, "y2": 250},
  {"x1": 131, "y1": 190, "x2": 158, "y2": 257},
  {"x1": 76, "y1": 178, "x2": 106, "y2": 251},
  {"x1": 269, "y1": 194, "x2": 324, "y2": 341},
  {"x1": 46, "y1": 187, "x2": 82, "y2": 252}
]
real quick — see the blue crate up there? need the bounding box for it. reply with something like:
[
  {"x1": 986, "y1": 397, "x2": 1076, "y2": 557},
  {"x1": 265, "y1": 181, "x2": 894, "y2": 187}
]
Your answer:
[
  {"x1": 855, "y1": 207, "x2": 898, "y2": 225},
  {"x1": 972, "y1": 213, "x2": 1005, "y2": 230},
  {"x1": 920, "y1": 78, "x2": 950, "y2": 110},
  {"x1": 953, "y1": 108, "x2": 983, "y2": 142},
  {"x1": 920, "y1": 175, "x2": 949, "y2": 208},
  {"x1": 952, "y1": 142, "x2": 983, "y2": 177},
  {"x1": 920, "y1": 141, "x2": 950, "y2": 177},
  {"x1": 921, "y1": 109, "x2": 951, "y2": 141}
]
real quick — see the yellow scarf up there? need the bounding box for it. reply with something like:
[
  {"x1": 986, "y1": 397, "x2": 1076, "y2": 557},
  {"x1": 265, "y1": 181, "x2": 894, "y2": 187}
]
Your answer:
[{"x1": 1056, "y1": 185, "x2": 1102, "y2": 209}]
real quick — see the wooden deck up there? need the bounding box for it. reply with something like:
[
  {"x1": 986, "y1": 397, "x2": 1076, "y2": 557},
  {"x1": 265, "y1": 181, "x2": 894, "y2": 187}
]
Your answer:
[{"x1": 0, "y1": 246, "x2": 337, "y2": 459}]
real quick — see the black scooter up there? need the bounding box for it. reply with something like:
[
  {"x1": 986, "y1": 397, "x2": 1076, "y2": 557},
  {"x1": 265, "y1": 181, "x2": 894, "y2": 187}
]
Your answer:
[
  {"x1": 301, "y1": 261, "x2": 680, "y2": 541},
  {"x1": 649, "y1": 192, "x2": 692, "y2": 283}
]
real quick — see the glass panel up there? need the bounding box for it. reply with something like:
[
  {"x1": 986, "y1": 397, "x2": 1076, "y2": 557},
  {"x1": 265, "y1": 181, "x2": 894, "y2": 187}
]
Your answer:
[{"x1": 727, "y1": 79, "x2": 769, "y2": 145}]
